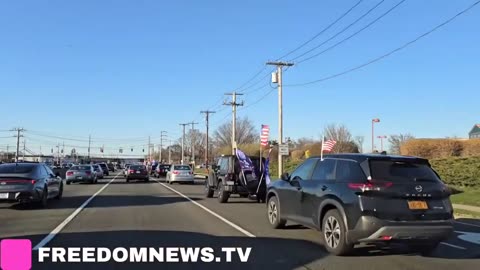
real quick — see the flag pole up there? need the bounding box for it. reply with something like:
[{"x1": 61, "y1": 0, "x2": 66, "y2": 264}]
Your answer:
[{"x1": 321, "y1": 135, "x2": 324, "y2": 161}]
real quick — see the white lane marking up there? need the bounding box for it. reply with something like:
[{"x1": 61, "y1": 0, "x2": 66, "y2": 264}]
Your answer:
[
  {"x1": 440, "y1": 242, "x2": 467, "y2": 250},
  {"x1": 33, "y1": 172, "x2": 121, "y2": 250},
  {"x1": 153, "y1": 179, "x2": 256, "y2": 238},
  {"x1": 455, "y1": 221, "x2": 480, "y2": 228}
]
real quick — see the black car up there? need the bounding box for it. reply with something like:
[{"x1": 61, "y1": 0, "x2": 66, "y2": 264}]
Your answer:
[
  {"x1": 154, "y1": 164, "x2": 171, "y2": 177},
  {"x1": 266, "y1": 154, "x2": 454, "y2": 255},
  {"x1": 126, "y1": 165, "x2": 149, "y2": 182},
  {"x1": 0, "y1": 162, "x2": 63, "y2": 207},
  {"x1": 98, "y1": 163, "x2": 109, "y2": 176}
]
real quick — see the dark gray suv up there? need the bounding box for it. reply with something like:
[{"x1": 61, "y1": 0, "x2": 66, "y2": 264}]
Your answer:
[{"x1": 266, "y1": 154, "x2": 454, "y2": 255}]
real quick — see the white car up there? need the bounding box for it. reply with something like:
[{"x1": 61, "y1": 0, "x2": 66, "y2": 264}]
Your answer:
[{"x1": 166, "y1": 165, "x2": 194, "y2": 184}]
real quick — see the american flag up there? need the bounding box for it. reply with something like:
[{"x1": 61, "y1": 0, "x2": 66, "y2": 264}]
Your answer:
[
  {"x1": 322, "y1": 139, "x2": 337, "y2": 152},
  {"x1": 260, "y1": 125, "x2": 269, "y2": 146}
]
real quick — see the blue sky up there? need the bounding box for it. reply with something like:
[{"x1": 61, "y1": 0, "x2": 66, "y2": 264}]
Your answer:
[{"x1": 1, "y1": 0, "x2": 479, "y2": 155}]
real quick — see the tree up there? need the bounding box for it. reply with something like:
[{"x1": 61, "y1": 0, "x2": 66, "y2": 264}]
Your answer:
[
  {"x1": 323, "y1": 124, "x2": 359, "y2": 153},
  {"x1": 388, "y1": 133, "x2": 415, "y2": 154},
  {"x1": 213, "y1": 117, "x2": 258, "y2": 148},
  {"x1": 354, "y1": 136, "x2": 365, "y2": 153},
  {"x1": 176, "y1": 129, "x2": 206, "y2": 163}
]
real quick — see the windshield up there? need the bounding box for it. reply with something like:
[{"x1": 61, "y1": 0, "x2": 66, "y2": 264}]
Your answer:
[
  {"x1": 130, "y1": 165, "x2": 145, "y2": 170},
  {"x1": 0, "y1": 164, "x2": 36, "y2": 174}
]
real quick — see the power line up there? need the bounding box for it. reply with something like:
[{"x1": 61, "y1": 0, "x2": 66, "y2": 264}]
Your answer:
[
  {"x1": 287, "y1": 0, "x2": 480, "y2": 87},
  {"x1": 289, "y1": 0, "x2": 387, "y2": 62},
  {"x1": 296, "y1": 0, "x2": 407, "y2": 64},
  {"x1": 276, "y1": 0, "x2": 365, "y2": 60}
]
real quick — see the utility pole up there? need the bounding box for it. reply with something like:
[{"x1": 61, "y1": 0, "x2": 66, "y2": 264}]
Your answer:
[
  {"x1": 224, "y1": 92, "x2": 244, "y2": 155},
  {"x1": 266, "y1": 61, "x2": 294, "y2": 177},
  {"x1": 168, "y1": 140, "x2": 172, "y2": 164},
  {"x1": 188, "y1": 121, "x2": 199, "y2": 166},
  {"x1": 372, "y1": 118, "x2": 380, "y2": 152},
  {"x1": 88, "y1": 135, "x2": 91, "y2": 160},
  {"x1": 148, "y1": 136, "x2": 151, "y2": 163},
  {"x1": 179, "y1": 123, "x2": 189, "y2": 164},
  {"x1": 160, "y1": 131, "x2": 167, "y2": 163},
  {"x1": 22, "y1": 140, "x2": 26, "y2": 161},
  {"x1": 200, "y1": 110, "x2": 215, "y2": 168},
  {"x1": 12, "y1": 128, "x2": 25, "y2": 163}
]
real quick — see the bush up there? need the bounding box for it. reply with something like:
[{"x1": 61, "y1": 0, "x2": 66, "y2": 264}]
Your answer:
[
  {"x1": 430, "y1": 156, "x2": 480, "y2": 187},
  {"x1": 462, "y1": 139, "x2": 480, "y2": 156},
  {"x1": 401, "y1": 139, "x2": 463, "y2": 159}
]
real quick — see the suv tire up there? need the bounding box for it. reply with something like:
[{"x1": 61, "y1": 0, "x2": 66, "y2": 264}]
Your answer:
[
  {"x1": 38, "y1": 186, "x2": 48, "y2": 208},
  {"x1": 205, "y1": 179, "x2": 214, "y2": 198},
  {"x1": 217, "y1": 181, "x2": 229, "y2": 203},
  {"x1": 322, "y1": 209, "x2": 353, "y2": 256},
  {"x1": 267, "y1": 196, "x2": 286, "y2": 229}
]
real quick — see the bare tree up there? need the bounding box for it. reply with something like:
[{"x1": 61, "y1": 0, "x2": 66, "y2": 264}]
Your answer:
[
  {"x1": 388, "y1": 133, "x2": 415, "y2": 154},
  {"x1": 323, "y1": 124, "x2": 359, "y2": 153},
  {"x1": 354, "y1": 136, "x2": 365, "y2": 153},
  {"x1": 213, "y1": 117, "x2": 258, "y2": 148}
]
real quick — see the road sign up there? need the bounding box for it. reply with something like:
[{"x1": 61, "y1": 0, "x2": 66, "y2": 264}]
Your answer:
[{"x1": 279, "y1": 144, "x2": 289, "y2": 156}]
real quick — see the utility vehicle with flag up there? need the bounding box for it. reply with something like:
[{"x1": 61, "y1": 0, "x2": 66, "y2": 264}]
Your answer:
[{"x1": 204, "y1": 149, "x2": 268, "y2": 203}]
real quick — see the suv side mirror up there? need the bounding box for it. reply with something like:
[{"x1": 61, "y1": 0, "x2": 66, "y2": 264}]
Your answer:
[{"x1": 281, "y1": 172, "x2": 290, "y2": 181}]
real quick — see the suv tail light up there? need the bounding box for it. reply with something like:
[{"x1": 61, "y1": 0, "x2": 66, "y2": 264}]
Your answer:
[
  {"x1": 348, "y1": 181, "x2": 393, "y2": 191},
  {"x1": 173, "y1": 171, "x2": 179, "y2": 175},
  {"x1": 128, "y1": 170, "x2": 134, "y2": 174},
  {"x1": 66, "y1": 171, "x2": 73, "y2": 176}
]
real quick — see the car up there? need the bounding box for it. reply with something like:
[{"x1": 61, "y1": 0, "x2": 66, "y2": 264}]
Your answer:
[
  {"x1": 205, "y1": 155, "x2": 266, "y2": 203},
  {"x1": 126, "y1": 165, "x2": 149, "y2": 182},
  {"x1": 266, "y1": 154, "x2": 454, "y2": 256},
  {"x1": 66, "y1": 165, "x2": 97, "y2": 184},
  {"x1": 92, "y1": 164, "x2": 104, "y2": 179},
  {"x1": 115, "y1": 163, "x2": 122, "y2": 169},
  {"x1": 98, "y1": 163, "x2": 109, "y2": 176},
  {"x1": 0, "y1": 162, "x2": 63, "y2": 207},
  {"x1": 107, "y1": 163, "x2": 115, "y2": 172},
  {"x1": 154, "y1": 164, "x2": 171, "y2": 178},
  {"x1": 165, "y1": 164, "x2": 194, "y2": 184}
]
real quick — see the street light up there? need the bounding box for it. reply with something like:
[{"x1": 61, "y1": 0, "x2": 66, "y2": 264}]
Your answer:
[
  {"x1": 377, "y1": 135, "x2": 387, "y2": 152},
  {"x1": 371, "y1": 118, "x2": 380, "y2": 152}
]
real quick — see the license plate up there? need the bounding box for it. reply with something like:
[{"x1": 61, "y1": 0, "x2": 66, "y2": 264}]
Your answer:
[
  {"x1": 76, "y1": 176, "x2": 82, "y2": 180},
  {"x1": 136, "y1": 171, "x2": 141, "y2": 173},
  {"x1": 408, "y1": 201, "x2": 428, "y2": 210},
  {"x1": 0, "y1": 193, "x2": 9, "y2": 199}
]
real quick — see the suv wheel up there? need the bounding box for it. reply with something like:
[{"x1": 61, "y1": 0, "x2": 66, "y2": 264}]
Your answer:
[
  {"x1": 217, "y1": 181, "x2": 229, "y2": 203},
  {"x1": 322, "y1": 209, "x2": 353, "y2": 256},
  {"x1": 267, "y1": 196, "x2": 286, "y2": 229},
  {"x1": 205, "y1": 180, "x2": 214, "y2": 198}
]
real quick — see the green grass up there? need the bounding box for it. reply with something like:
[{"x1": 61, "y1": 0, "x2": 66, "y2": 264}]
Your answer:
[
  {"x1": 194, "y1": 168, "x2": 208, "y2": 175},
  {"x1": 450, "y1": 188, "x2": 480, "y2": 207},
  {"x1": 453, "y1": 208, "x2": 480, "y2": 219}
]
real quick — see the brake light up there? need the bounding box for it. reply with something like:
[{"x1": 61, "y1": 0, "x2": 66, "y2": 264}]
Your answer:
[
  {"x1": 348, "y1": 181, "x2": 393, "y2": 191},
  {"x1": 66, "y1": 171, "x2": 73, "y2": 176},
  {"x1": 379, "y1": 236, "x2": 392, "y2": 241},
  {"x1": 128, "y1": 170, "x2": 134, "y2": 173},
  {"x1": 85, "y1": 171, "x2": 91, "y2": 175},
  {"x1": 189, "y1": 171, "x2": 193, "y2": 175},
  {"x1": 173, "y1": 171, "x2": 179, "y2": 175}
]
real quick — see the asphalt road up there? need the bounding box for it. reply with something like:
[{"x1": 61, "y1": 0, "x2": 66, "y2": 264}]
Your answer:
[{"x1": 1, "y1": 171, "x2": 479, "y2": 270}]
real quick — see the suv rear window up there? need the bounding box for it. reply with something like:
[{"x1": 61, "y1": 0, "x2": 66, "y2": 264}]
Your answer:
[
  {"x1": 72, "y1": 166, "x2": 91, "y2": 170},
  {"x1": 0, "y1": 164, "x2": 36, "y2": 174},
  {"x1": 130, "y1": 165, "x2": 145, "y2": 170},
  {"x1": 370, "y1": 160, "x2": 440, "y2": 183},
  {"x1": 174, "y1": 165, "x2": 191, "y2": 170}
]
